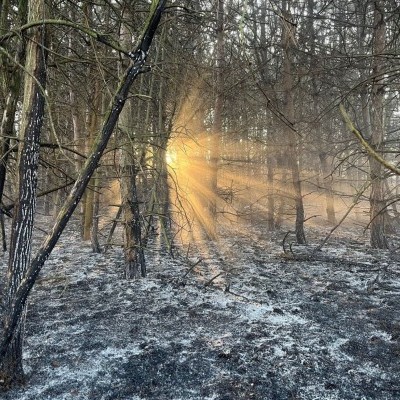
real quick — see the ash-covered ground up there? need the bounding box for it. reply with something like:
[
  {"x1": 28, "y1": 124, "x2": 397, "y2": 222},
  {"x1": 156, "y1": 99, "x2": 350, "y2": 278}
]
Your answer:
[{"x1": 2, "y1": 219, "x2": 400, "y2": 400}]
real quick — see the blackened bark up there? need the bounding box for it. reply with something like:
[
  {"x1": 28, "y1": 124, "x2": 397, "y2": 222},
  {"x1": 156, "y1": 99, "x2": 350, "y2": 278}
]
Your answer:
[
  {"x1": 0, "y1": 2, "x2": 28, "y2": 252},
  {"x1": 0, "y1": 2, "x2": 47, "y2": 385},
  {"x1": 90, "y1": 173, "x2": 102, "y2": 253},
  {"x1": 122, "y1": 164, "x2": 145, "y2": 279}
]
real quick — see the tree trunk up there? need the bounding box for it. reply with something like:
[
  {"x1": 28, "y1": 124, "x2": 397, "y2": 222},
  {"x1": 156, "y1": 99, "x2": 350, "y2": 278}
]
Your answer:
[
  {"x1": 82, "y1": 71, "x2": 102, "y2": 240},
  {"x1": 119, "y1": 15, "x2": 146, "y2": 279},
  {"x1": 319, "y1": 152, "x2": 336, "y2": 224},
  {"x1": 369, "y1": 1, "x2": 388, "y2": 249},
  {"x1": 121, "y1": 160, "x2": 145, "y2": 279},
  {"x1": 281, "y1": 3, "x2": 306, "y2": 244},
  {"x1": 266, "y1": 153, "x2": 275, "y2": 230},
  {"x1": 154, "y1": 136, "x2": 171, "y2": 249},
  {"x1": 154, "y1": 31, "x2": 172, "y2": 251},
  {"x1": 118, "y1": 87, "x2": 145, "y2": 278},
  {"x1": 91, "y1": 172, "x2": 102, "y2": 253},
  {"x1": 208, "y1": 0, "x2": 225, "y2": 238},
  {"x1": 0, "y1": 0, "x2": 48, "y2": 386},
  {"x1": 0, "y1": 0, "x2": 28, "y2": 252}
]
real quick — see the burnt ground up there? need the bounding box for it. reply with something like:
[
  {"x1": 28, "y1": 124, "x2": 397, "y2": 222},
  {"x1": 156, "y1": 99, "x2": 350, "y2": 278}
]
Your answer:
[{"x1": 1, "y1": 219, "x2": 400, "y2": 400}]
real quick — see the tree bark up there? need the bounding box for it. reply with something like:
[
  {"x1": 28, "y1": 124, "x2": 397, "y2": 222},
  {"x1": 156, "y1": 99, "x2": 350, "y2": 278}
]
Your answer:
[
  {"x1": 119, "y1": 92, "x2": 145, "y2": 279},
  {"x1": 121, "y1": 159, "x2": 145, "y2": 279},
  {"x1": 369, "y1": 0, "x2": 388, "y2": 249},
  {"x1": 319, "y1": 152, "x2": 336, "y2": 224},
  {"x1": 281, "y1": 3, "x2": 306, "y2": 244},
  {"x1": 90, "y1": 172, "x2": 102, "y2": 253},
  {"x1": 118, "y1": 13, "x2": 146, "y2": 279},
  {"x1": 208, "y1": 0, "x2": 225, "y2": 238},
  {"x1": 0, "y1": 0, "x2": 47, "y2": 386},
  {"x1": 82, "y1": 37, "x2": 103, "y2": 240},
  {"x1": 266, "y1": 153, "x2": 275, "y2": 230},
  {"x1": 0, "y1": 0, "x2": 28, "y2": 251}
]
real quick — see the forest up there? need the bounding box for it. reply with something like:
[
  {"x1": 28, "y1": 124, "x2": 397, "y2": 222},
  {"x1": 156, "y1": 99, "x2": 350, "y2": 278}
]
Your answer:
[{"x1": 0, "y1": 0, "x2": 400, "y2": 399}]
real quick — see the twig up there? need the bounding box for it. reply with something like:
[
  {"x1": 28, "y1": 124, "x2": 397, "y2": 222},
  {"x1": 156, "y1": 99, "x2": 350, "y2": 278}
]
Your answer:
[
  {"x1": 282, "y1": 231, "x2": 295, "y2": 255},
  {"x1": 313, "y1": 181, "x2": 369, "y2": 252},
  {"x1": 181, "y1": 258, "x2": 202, "y2": 279},
  {"x1": 204, "y1": 271, "x2": 224, "y2": 287}
]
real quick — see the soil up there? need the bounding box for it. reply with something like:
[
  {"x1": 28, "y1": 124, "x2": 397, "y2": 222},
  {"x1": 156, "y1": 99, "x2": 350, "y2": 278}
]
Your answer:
[{"x1": 1, "y1": 218, "x2": 400, "y2": 400}]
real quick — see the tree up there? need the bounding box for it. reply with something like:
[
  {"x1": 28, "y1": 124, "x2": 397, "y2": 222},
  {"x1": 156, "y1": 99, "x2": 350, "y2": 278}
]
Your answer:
[
  {"x1": 208, "y1": 0, "x2": 225, "y2": 237},
  {"x1": 0, "y1": 0, "x2": 166, "y2": 387},
  {"x1": 281, "y1": 1, "x2": 306, "y2": 244},
  {"x1": 0, "y1": 0, "x2": 28, "y2": 250},
  {"x1": 0, "y1": 0, "x2": 48, "y2": 385},
  {"x1": 368, "y1": 0, "x2": 388, "y2": 249}
]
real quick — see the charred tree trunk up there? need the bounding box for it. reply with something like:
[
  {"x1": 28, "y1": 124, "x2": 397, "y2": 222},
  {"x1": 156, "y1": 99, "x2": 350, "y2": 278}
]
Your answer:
[
  {"x1": 369, "y1": 0, "x2": 388, "y2": 249},
  {"x1": 0, "y1": 1, "x2": 28, "y2": 252},
  {"x1": 0, "y1": 0, "x2": 48, "y2": 385},
  {"x1": 121, "y1": 161, "x2": 145, "y2": 279},
  {"x1": 90, "y1": 172, "x2": 101, "y2": 253}
]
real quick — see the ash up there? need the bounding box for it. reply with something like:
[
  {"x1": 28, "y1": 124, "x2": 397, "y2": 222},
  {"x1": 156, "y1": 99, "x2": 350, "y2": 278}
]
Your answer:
[{"x1": 2, "y1": 219, "x2": 400, "y2": 400}]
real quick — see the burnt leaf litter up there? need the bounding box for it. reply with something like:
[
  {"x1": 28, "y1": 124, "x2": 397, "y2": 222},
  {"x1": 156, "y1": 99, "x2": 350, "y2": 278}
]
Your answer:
[{"x1": 1, "y1": 218, "x2": 400, "y2": 400}]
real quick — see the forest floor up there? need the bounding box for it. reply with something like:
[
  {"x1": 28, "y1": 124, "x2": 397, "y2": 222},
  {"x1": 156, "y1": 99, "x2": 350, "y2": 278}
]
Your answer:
[{"x1": 1, "y1": 216, "x2": 400, "y2": 400}]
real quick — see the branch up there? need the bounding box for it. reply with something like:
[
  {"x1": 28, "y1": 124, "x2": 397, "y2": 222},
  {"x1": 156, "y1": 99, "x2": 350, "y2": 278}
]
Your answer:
[
  {"x1": 339, "y1": 103, "x2": 400, "y2": 175},
  {"x1": 0, "y1": 19, "x2": 129, "y2": 56},
  {"x1": 313, "y1": 181, "x2": 370, "y2": 252}
]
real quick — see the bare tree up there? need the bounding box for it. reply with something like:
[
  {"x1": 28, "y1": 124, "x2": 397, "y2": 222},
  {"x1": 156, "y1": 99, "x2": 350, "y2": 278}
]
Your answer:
[
  {"x1": 369, "y1": 0, "x2": 388, "y2": 248},
  {"x1": 281, "y1": 1, "x2": 306, "y2": 244}
]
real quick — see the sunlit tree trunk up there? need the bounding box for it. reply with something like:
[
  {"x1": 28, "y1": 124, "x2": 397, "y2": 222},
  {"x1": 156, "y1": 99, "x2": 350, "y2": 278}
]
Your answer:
[
  {"x1": 266, "y1": 150, "x2": 275, "y2": 230},
  {"x1": 155, "y1": 80, "x2": 172, "y2": 248},
  {"x1": 369, "y1": 0, "x2": 388, "y2": 249},
  {"x1": 281, "y1": 3, "x2": 306, "y2": 244},
  {"x1": 319, "y1": 152, "x2": 336, "y2": 224},
  {"x1": 258, "y1": 2, "x2": 276, "y2": 230},
  {"x1": 0, "y1": 0, "x2": 48, "y2": 385},
  {"x1": 275, "y1": 152, "x2": 287, "y2": 229},
  {"x1": 208, "y1": 0, "x2": 224, "y2": 238}
]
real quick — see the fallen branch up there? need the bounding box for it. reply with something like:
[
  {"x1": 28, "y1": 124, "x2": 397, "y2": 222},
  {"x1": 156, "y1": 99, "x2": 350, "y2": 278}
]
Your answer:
[{"x1": 181, "y1": 258, "x2": 202, "y2": 279}]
